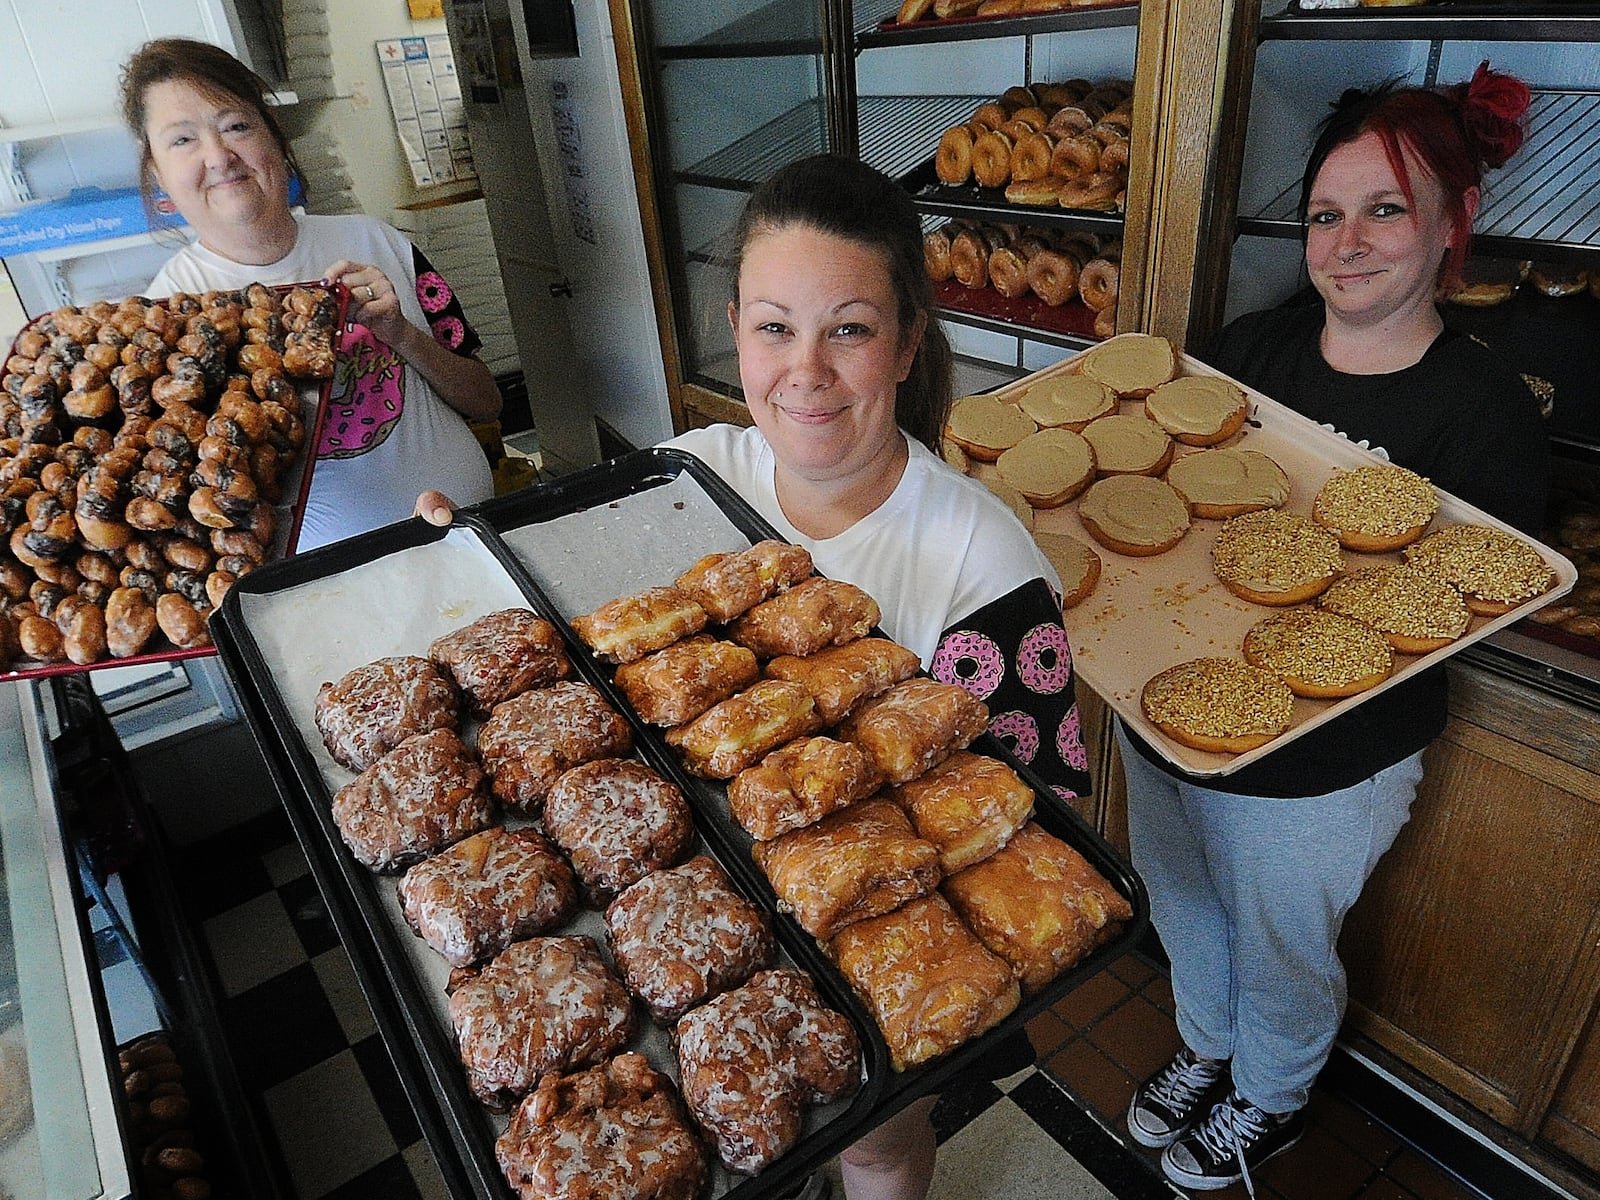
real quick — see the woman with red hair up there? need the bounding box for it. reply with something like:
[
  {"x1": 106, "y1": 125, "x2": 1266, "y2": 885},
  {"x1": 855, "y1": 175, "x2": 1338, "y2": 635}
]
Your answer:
[{"x1": 1118, "y1": 64, "x2": 1549, "y2": 1192}]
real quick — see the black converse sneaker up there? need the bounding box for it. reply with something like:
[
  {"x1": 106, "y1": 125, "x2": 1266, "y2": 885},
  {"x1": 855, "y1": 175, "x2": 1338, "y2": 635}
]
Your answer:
[
  {"x1": 1126, "y1": 1046, "x2": 1230, "y2": 1148},
  {"x1": 1160, "y1": 1090, "x2": 1306, "y2": 1193}
]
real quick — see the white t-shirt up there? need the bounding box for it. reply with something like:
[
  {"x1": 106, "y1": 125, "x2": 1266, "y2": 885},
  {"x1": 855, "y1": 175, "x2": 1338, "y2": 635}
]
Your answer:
[
  {"x1": 667, "y1": 424, "x2": 1059, "y2": 664},
  {"x1": 147, "y1": 213, "x2": 493, "y2": 549}
]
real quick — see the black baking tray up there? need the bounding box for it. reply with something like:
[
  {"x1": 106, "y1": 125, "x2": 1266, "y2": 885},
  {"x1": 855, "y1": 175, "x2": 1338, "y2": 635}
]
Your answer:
[
  {"x1": 479, "y1": 448, "x2": 1149, "y2": 1126},
  {"x1": 210, "y1": 499, "x2": 892, "y2": 1200},
  {"x1": 900, "y1": 157, "x2": 1128, "y2": 233}
]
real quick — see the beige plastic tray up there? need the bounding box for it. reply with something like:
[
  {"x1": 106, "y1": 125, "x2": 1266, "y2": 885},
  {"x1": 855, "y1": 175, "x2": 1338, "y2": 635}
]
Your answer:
[{"x1": 969, "y1": 334, "x2": 1577, "y2": 777}]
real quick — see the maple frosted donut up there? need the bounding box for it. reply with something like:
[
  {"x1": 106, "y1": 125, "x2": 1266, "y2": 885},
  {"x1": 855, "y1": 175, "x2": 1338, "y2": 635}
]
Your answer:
[
  {"x1": 936, "y1": 125, "x2": 975, "y2": 186},
  {"x1": 944, "y1": 393, "x2": 1037, "y2": 461},
  {"x1": 1141, "y1": 657, "x2": 1293, "y2": 755},
  {"x1": 1077, "y1": 474, "x2": 1191, "y2": 557},
  {"x1": 923, "y1": 226, "x2": 954, "y2": 282},
  {"x1": 1166, "y1": 447, "x2": 1290, "y2": 519},
  {"x1": 1143, "y1": 375, "x2": 1249, "y2": 447},
  {"x1": 1080, "y1": 413, "x2": 1173, "y2": 477},
  {"x1": 1026, "y1": 249, "x2": 1079, "y2": 306},
  {"x1": 1014, "y1": 373, "x2": 1116, "y2": 430},
  {"x1": 972, "y1": 130, "x2": 1014, "y2": 189},
  {"x1": 1079, "y1": 331, "x2": 1177, "y2": 397},
  {"x1": 1077, "y1": 255, "x2": 1120, "y2": 310},
  {"x1": 1312, "y1": 464, "x2": 1439, "y2": 552},
  {"x1": 996, "y1": 427, "x2": 1096, "y2": 507},
  {"x1": 1031, "y1": 530, "x2": 1102, "y2": 609},
  {"x1": 931, "y1": 631, "x2": 1006, "y2": 698}
]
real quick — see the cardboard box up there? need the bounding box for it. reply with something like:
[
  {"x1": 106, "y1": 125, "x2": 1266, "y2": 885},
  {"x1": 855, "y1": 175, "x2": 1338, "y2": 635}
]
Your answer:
[{"x1": 0, "y1": 186, "x2": 184, "y2": 255}]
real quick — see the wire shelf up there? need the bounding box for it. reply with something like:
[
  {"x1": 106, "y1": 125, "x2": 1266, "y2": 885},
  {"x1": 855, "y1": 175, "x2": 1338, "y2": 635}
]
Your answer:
[
  {"x1": 1238, "y1": 90, "x2": 1600, "y2": 259},
  {"x1": 858, "y1": 93, "x2": 992, "y2": 179},
  {"x1": 855, "y1": 0, "x2": 1140, "y2": 47},
  {"x1": 677, "y1": 101, "x2": 831, "y2": 190},
  {"x1": 1266, "y1": 1, "x2": 1600, "y2": 42}
]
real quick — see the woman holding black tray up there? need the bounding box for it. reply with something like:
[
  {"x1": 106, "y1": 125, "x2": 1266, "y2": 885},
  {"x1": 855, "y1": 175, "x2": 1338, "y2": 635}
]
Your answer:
[
  {"x1": 121, "y1": 37, "x2": 501, "y2": 551},
  {"x1": 422, "y1": 152, "x2": 1095, "y2": 1200},
  {"x1": 1117, "y1": 65, "x2": 1550, "y2": 1193}
]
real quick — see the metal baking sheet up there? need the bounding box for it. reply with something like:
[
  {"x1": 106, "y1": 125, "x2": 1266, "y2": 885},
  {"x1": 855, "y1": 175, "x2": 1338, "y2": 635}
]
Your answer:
[
  {"x1": 483, "y1": 447, "x2": 1147, "y2": 1125},
  {"x1": 0, "y1": 282, "x2": 342, "y2": 683},
  {"x1": 210, "y1": 512, "x2": 891, "y2": 1200},
  {"x1": 974, "y1": 334, "x2": 1579, "y2": 777}
]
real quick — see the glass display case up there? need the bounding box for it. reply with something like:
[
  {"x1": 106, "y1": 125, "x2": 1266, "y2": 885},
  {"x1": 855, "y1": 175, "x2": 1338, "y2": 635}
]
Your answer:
[{"x1": 0, "y1": 682, "x2": 131, "y2": 1200}]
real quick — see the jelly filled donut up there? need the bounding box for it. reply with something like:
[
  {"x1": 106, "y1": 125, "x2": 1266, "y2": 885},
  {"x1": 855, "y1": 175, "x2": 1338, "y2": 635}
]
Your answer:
[
  {"x1": 972, "y1": 130, "x2": 1014, "y2": 189},
  {"x1": 937, "y1": 126, "x2": 975, "y2": 186},
  {"x1": 1078, "y1": 256, "x2": 1120, "y2": 311},
  {"x1": 1027, "y1": 250, "x2": 1080, "y2": 307}
]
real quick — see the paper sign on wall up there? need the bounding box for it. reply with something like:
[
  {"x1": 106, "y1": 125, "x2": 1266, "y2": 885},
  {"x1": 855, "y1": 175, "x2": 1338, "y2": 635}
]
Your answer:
[{"x1": 377, "y1": 36, "x2": 476, "y2": 188}]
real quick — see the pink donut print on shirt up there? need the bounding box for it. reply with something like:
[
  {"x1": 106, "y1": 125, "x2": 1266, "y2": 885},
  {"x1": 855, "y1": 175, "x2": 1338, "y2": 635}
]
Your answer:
[
  {"x1": 988, "y1": 710, "x2": 1041, "y2": 764},
  {"x1": 1016, "y1": 623, "x2": 1073, "y2": 694},
  {"x1": 317, "y1": 328, "x2": 403, "y2": 460},
  {"x1": 931, "y1": 631, "x2": 1005, "y2": 700},
  {"x1": 1056, "y1": 704, "x2": 1089, "y2": 773}
]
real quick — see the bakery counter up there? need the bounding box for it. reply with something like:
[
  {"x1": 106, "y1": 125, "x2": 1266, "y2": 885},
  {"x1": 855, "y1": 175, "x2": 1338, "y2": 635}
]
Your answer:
[{"x1": 0, "y1": 681, "x2": 132, "y2": 1200}]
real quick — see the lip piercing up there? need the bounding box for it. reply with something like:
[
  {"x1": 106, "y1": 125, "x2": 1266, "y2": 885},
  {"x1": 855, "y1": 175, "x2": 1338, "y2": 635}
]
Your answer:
[{"x1": 361, "y1": 284, "x2": 375, "y2": 301}]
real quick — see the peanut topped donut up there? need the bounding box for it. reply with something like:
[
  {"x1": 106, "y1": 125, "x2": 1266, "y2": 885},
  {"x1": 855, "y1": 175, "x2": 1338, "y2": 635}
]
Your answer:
[
  {"x1": 1241, "y1": 609, "x2": 1393, "y2": 699},
  {"x1": 1312, "y1": 464, "x2": 1439, "y2": 553},
  {"x1": 1402, "y1": 524, "x2": 1556, "y2": 616},
  {"x1": 1212, "y1": 510, "x2": 1344, "y2": 606},
  {"x1": 1318, "y1": 564, "x2": 1470, "y2": 654},
  {"x1": 1140, "y1": 657, "x2": 1294, "y2": 755}
]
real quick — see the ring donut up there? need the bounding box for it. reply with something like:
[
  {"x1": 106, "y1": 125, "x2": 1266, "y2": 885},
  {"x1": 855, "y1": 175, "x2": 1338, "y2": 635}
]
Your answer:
[
  {"x1": 1016, "y1": 623, "x2": 1073, "y2": 693},
  {"x1": 1047, "y1": 106, "x2": 1093, "y2": 138},
  {"x1": 1010, "y1": 131, "x2": 1054, "y2": 182},
  {"x1": 936, "y1": 126, "x2": 975, "y2": 186},
  {"x1": 1093, "y1": 303, "x2": 1118, "y2": 339},
  {"x1": 1093, "y1": 110, "x2": 1133, "y2": 141},
  {"x1": 988, "y1": 246, "x2": 1032, "y2": 298},
  {"x1": 1079, "y1": 256, "x2": 1120, "y2": 311},
  {"x1": 949, "y1": 228, "x2": 990, "y2": 289},
  {"x1": 1050, "y1": 134, "x2": 1101, "y2": 180},
  {"x1": 931, "y1": 631, "x2": 1006, "y2": 699},
  {"x1": 1099, "y1": 136, "x2": 1130, "y2": 175},
  {"x1": 971, "y1": 102, "x2": 1011, "y2": 130},
  {"x1": 972, "y1": 130, "x2": 1014, "y2": 189},
  {"x1": 1034, "y1": 81, "x2": 1087, "y2": 109},
  {"x1": 1000, "y1": 117, "x2": 1040, "y2": 143},
  {"x1": 1027, "y1": 250, "x2": 1080, "y2": 307},
  {"x1": 1000, "y1": 85, "x2": 1038, "y2": 112},
  {"x1": 1059, "y1": 171, "x2": 1122, "y2": 212},
  {"x1": 924, "y1": 228, "x2": 954, "y2": 282}
]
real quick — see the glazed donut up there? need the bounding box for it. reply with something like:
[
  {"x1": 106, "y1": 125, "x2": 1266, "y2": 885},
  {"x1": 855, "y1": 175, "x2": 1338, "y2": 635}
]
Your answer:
[
  {"x1": 1093, "y1": 303, "x2": 1118, "y2": 339},
  {"x1": 923, "y1": 228, "x2": 955, "y2": 282},
  {"x1": 1050, "y1": 133, "x2": 1101, "y2": 180},
  {"x1": 1004, "y1": 178, "x2": 1062, "y2": 206},
  {"x1": 1099, "y1": 136, "x2": 1130, "y2": 174},
  {"x1": 971, "y1": 102, "x2": 1010, "y2": 130},
  {"x1": 1000, "y1": 117, "x2": 1040, "y2": 143},
  {"x1": 1034, "y1": 81, "x2": 1087, "y2": 109},
  {"x1": 1093, "y1": 109, "x2": 1133, "y2": 141},
  {"x1": 936, "y1": 126, "x2": 975, "y2": 186},
  {"x1": 989, "y1": 246, "x2": 1032, "y2": 299},
  {"x1": 950, "y1": 229, "x2": 991, "y2": 289},
  {"x1": 1010, "y1": 132, "x2": 1054, "y2": 182},
  {"x1": 1027, "y1": 250, "x2": 1080, "y2": 307},
  {"x1": 971, "y1": 130, "x2": 1014, "y2": 189},
  {"x1": 897, "y1": 0, "x2": 935, "y2": 20},
  {"x1": 1047, "y1": 106, "x2": 1093, "y2": 138},
  {"x1": 999, "y1": 85, "x2": 1038, "y2": 112},
  {"x1": 1079, "y1": 256, "x2": 1120, "y2": 312},
  {"x1": 1059, "y1": 171, "x2": 1122, "y2": 212}
]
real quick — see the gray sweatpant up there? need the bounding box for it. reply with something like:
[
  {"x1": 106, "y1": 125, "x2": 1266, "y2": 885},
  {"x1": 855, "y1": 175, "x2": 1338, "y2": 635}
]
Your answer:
[{"x1": 1117, "y1": 722, "x2": 1422, "y2": 1113}]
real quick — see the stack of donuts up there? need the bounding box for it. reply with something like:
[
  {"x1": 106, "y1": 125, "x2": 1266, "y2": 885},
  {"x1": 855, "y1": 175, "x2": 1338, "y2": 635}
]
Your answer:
[
  {"x1": 925, "y1": 222, "x2": 1122, "y2": 338},
  {"x1": 933, "y1": 78, "x2": 1133, "y2": 212}
]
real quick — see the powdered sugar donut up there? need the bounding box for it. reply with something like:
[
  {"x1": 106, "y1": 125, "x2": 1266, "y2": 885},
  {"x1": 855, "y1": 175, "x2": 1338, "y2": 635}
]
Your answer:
[
  {"x1": 1056, "y1": 704, "x2": 1089, "y2": 772},
  {"x1": 1016, "y1": 623, "x2": 1073, "y2": 694},
  {"x1": 988, "y1": 710, "x2": 1041, "y2": 763},
  {"x1": 932, "y1": 631, "x2": 1005, "y2": 700}
]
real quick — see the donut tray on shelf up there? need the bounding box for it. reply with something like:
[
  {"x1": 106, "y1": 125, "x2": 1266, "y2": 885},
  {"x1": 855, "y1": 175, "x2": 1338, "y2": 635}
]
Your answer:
[
  {"x1": 934, "y1": 279, "x2": 1103, "y2": 343},
  {"x1": 210, "y1": 447, "x2": 1146, "y2": 1200},
  {"x1": 0, "y1": 281, "x2": 345, "y2": 683},
  {"x1": 979, "y1": 335, "x2": 1579, "y2": 777},
  {"x1": 901, "y1": 158, "x2": 1129, "y2": 231}
]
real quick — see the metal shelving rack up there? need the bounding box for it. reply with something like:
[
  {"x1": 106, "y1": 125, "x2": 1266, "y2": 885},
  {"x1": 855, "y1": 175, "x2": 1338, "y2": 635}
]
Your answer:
[{"x1": 1263, "y1": 1, "x2": 1600, "y2": 42}]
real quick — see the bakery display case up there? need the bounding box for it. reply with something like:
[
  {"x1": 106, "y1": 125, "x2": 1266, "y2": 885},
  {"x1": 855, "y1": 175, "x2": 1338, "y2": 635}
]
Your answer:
[{"x1": 615, "y1": 0, "x2": 1169, "y2": 427}]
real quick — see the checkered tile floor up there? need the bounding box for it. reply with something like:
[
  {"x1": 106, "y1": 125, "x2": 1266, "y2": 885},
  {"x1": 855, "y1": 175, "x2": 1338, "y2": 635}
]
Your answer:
[{"x1": 159, "y1": 807, "x2": 1152, "y2": 1200}]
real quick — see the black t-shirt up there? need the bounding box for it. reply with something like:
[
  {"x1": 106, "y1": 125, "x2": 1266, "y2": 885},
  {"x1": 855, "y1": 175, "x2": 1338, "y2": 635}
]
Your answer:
[{"x1": 1125, "y1": 304, "x2": 1550, "y2": 798}]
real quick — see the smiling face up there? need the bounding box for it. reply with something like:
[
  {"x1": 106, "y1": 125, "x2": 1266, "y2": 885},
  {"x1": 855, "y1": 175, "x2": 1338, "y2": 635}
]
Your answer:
[
  {"x1": 142, "y1": 77, "x2": 293, "y2": 258},
  {"x1": 1305, "y1": 130, "x2": 1466, "y2": 329},
  {"x1": 732, "y1": 224, "x2": 922, "y2": 491}
]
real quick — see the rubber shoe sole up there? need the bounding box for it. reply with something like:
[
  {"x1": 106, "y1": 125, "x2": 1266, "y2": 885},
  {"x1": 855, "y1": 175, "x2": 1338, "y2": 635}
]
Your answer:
[{"x1": 1160, "y1": 1120, "x2": 1305, "y2": 1190}]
